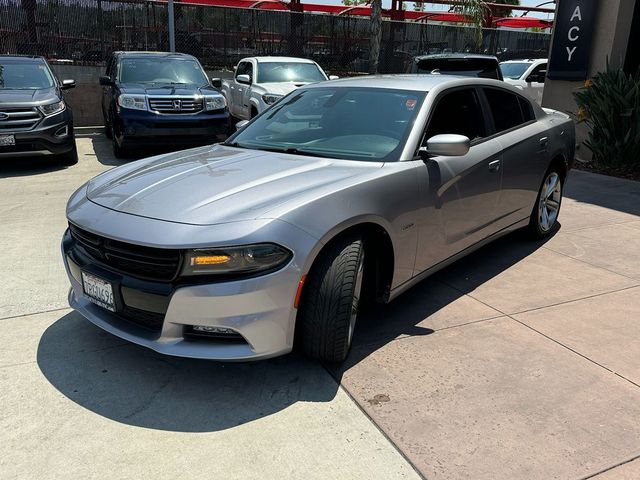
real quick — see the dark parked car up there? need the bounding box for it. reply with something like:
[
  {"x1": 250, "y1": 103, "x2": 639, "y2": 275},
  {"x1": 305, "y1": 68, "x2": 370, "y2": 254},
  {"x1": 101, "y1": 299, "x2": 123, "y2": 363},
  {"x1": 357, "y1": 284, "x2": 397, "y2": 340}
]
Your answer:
[
  {"x1": 100, "y1": 51, "x2": 229, "y2": 157},
  {"x1": 0, "y1": 55, "x2": 77, "y2": 165},
  {"x1": 406, "y1": 54, "x2": 504, "y2": 80}
]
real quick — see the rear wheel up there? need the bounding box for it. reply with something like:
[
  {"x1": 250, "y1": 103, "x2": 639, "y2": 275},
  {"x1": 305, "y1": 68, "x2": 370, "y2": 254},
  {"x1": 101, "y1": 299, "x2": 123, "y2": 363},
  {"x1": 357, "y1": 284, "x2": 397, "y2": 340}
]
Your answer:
[
  {"x1": 298, "y1": 235, "x2": 366, "y2": 363},
  {"x1": 529, "y1": 168, "x2": 563, "y2": 238}
]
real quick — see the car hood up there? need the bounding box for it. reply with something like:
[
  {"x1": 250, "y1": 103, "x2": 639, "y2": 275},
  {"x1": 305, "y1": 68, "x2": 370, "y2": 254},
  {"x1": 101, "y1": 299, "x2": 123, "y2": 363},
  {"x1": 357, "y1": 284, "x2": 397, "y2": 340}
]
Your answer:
[
  {"x1": 119, "y1": 84, "x2": 220, "y2": 96},
  {"x1": 0, "y1": 87, "x2": 59, "y2": 107},
  {"x1": 86, "y1": 145, "x2": 379, "y2": 225}
]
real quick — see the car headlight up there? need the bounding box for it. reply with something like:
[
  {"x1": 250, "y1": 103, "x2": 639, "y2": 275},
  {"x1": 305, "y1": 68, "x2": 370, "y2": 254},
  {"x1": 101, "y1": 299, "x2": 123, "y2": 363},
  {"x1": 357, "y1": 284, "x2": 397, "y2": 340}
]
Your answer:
[
  {"x1": 39, "y1": 100, "x2": 65, "y2": 116},
  {"x1": 182, "y1": 244, "x2": 292, "y2": 276},
  {"x1": 262, "y1": 94, "x2": 283, "y2": 105},
  {"x1": 205, "y1": 95, "x2": 226, "y2": 111},
  {"x1": 117, "y1": 94, "x2": 147, "y2": 111}
]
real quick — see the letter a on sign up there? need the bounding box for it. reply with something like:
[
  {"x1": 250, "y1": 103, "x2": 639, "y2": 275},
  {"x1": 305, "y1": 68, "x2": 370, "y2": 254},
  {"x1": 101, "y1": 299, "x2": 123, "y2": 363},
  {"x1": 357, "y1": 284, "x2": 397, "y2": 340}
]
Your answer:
[{"x1": 570, "y1": 6, "x2": 582, "y2": 22}]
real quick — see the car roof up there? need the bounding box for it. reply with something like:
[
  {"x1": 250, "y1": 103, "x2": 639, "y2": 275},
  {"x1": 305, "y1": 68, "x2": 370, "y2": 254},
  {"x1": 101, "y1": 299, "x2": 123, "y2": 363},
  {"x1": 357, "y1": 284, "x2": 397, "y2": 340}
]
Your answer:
[
  {"x1": 0, "y1": 55, "x2": 46, "y2": 63},
  {"x1": 500, "y1": 58, "x2": 547, "y2": 64},
  {"x1": 113, "y1": 51, "x2": 197, "y2": 60},
  {"x1": 249, "y1": 56, "x2": 317, "y2": 64},
  {"x1": 413, "y1": 53, "x2": 499, "y2": 62},
  {"x1": 304, "y1": 74, "x2": 507, "y2": 91}
]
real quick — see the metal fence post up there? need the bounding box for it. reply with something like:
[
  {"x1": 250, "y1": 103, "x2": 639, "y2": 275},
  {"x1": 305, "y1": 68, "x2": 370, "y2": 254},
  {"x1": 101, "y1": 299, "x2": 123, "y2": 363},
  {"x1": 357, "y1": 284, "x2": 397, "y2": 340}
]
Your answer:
[{"x1": 168, "y1": 0, "x2": 176, "y2": 52}]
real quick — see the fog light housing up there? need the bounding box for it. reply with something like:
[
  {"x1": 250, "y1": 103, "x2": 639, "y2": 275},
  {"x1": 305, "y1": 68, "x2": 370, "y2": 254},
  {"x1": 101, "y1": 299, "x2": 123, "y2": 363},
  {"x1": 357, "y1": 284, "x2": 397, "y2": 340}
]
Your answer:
[
  {"x1": 54, "y1": 125, "x2": 69, "y2": 138},
  {"x1": 192, "y1": 325, "x2": 236, "y2": 335}
]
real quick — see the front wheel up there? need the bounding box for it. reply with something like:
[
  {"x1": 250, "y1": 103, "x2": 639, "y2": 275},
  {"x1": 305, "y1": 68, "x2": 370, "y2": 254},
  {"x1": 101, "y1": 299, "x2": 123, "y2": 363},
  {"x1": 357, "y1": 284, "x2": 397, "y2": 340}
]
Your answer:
[
  {"x1": 111, "y1": 124, "x2": 126, "y2": 159},
  {"x1": 298, "y1": 235, "x2": 366, "y2": 363},
  {"x1": 57, "y1": 145, "x2": 78, "y2": 166},
  {"x1": 529, "y1": 169, "x2": 563, "y2": 238}
]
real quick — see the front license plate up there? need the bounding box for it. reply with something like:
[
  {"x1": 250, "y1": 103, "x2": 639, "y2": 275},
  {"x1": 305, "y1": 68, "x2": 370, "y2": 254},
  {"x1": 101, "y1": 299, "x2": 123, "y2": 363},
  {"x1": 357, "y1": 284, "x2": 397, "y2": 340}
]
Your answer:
[
  {"x1": 81, "y1": 272, "x2": 116, "y2": 312},
  {"x1": 0, "y1": 134, "x2": 16, "y2": 146}
]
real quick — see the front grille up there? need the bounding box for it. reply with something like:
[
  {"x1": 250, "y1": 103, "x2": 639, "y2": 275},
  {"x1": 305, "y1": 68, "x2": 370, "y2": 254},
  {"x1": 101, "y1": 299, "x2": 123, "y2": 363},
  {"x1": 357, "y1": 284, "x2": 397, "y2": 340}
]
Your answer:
[
  {"x1": 119, "y1": 306, "x2": 165, "y2": 332},
  {"x1": 69, "y1": 224, "x2": 181, "y2": 281},
  {"x1": 148, "y1": 97, "x2": 203, "y2": 114},
  {"x1": 0, "y1": 107, "x2": 42, "y2": 131}
]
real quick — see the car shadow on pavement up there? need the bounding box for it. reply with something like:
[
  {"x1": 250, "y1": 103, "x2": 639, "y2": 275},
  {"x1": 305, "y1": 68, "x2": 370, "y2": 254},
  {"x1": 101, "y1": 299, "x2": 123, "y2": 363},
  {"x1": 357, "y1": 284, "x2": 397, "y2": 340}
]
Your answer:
[
  {"x1": 328, "y1": 228, "x2": 558, "y2": 379},
  {"x1": 0, "y1": 156, "x2": 67, "y2": 178},
  {"x1": 37, "y1": 228, "x2": 557, "y2": 433},
  {"x1": 37, "y1": 312, "x2": 338, "y2": 432}
]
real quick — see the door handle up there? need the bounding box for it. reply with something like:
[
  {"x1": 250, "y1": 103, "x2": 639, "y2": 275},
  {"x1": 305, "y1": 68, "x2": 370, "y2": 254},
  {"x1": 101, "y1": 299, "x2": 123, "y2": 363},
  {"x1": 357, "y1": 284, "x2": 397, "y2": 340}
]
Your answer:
[
  {"x1": 539, "y1": 136, "x2": 549, "y2": 148},
  {"x1": 488, "y1": 159, "x2": 501, "y2": 172}
]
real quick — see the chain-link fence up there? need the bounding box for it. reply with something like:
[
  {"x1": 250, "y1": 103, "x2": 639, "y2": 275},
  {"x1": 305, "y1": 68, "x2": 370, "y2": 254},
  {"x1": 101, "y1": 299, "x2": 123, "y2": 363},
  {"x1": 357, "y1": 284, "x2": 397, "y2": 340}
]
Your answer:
[{"x1": 0, "y1": 0, "x2": 551, "y2": 74}]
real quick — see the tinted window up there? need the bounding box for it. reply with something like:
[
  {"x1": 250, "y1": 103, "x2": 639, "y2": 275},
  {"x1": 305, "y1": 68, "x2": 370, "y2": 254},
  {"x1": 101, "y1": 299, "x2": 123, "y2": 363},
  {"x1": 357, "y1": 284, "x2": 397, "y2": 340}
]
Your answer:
[
  {"x1": 425, "y1": 88, "x2": 486, "y2": 142},
  {"x1": 0, "y1": 60, "x2": 54, "y2": 89},
  {"x1": 484, "y1": 88, "x2": 525, "y2": 133},
  {"x1": 228, "y1": 87, "x2": 426, "y2": 162},
  {"x1": 257, "y1": 62, "x2": 326, "y2": 83},
  {"x1": 518, "y1": 96, "x2": 535, "y2": 122},
  {"x1": 118, "y1": 57, "x2": 208, "y2": 85},
  {"x1": 413, "y1": 58, "x2": 501, "y2": 79}
]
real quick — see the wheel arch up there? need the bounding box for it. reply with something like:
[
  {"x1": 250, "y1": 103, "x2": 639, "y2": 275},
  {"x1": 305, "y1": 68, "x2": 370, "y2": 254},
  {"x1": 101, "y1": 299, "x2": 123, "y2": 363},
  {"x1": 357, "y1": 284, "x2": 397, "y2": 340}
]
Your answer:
[{"x1": 301, "y1": 218, "x2": 396, "y2": 304}]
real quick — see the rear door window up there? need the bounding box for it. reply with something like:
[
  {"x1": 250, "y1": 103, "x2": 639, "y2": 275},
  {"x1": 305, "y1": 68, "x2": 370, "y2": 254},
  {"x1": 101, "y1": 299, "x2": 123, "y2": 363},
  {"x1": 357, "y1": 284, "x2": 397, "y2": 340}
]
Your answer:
[{"x1": 483, "y1": 88, "x2": 526, "y2": 133}]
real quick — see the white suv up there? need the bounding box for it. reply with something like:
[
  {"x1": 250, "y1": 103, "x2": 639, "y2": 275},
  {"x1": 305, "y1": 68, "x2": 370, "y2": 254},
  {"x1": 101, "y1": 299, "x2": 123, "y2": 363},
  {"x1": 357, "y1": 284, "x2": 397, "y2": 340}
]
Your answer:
[{"x1": 499, "y1": 59, "x2": 547, "y2": 105}]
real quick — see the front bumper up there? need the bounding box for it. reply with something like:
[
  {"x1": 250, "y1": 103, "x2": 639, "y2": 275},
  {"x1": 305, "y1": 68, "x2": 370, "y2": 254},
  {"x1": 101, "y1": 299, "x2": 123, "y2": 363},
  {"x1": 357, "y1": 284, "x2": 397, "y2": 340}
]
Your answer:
[
  {"x1": 61, "y1": 207, "x2": 318, "y2": 361},
  {"x1": 115, "y1": 108, "x2": 229, "y2": 148},
  {"x1": 0, "y1": 110, "x2": 74, "y2": 157}
]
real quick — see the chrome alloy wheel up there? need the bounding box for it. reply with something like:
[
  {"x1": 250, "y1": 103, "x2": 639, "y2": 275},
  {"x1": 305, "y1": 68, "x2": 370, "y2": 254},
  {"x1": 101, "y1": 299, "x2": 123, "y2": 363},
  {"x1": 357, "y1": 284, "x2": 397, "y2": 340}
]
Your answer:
[
  {"x1": 347, "y1": 250, "x2": 365, "y2": 346},
  {"x1": 538, "y1": 172, "x2": 562, "y2": 232}
]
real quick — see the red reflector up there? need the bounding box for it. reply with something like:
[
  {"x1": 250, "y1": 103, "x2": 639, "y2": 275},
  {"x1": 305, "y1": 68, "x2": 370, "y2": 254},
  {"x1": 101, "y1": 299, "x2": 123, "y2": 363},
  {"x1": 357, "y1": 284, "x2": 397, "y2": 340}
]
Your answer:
[{"x1": 294, "y1": 275, "x2": 307, "y2": 309}]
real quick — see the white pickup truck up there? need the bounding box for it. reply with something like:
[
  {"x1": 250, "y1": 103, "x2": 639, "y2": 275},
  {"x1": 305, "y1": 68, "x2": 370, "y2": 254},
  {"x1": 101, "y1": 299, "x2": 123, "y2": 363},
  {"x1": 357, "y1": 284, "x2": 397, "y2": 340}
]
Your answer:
[
  {"x1": 219, "y1": 56, "x2": 336, "y2": 120},
  {"x1": 499, "y1": 58, "x2": 547, "y2": 105}
]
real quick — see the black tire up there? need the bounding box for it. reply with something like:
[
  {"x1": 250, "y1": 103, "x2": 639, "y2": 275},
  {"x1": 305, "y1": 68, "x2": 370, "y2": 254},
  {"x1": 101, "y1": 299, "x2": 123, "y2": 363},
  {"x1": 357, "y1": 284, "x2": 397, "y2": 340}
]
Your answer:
[
  {"x1": 529, "y1": 167, "x2": 563, "y2": 239},
  {"x1": 298, "y1": 235, "x2": 366, "y2": 363},
  {"x1": 58, "y1": 145, "x2": 78, "y2": 166},
  {"x1": 104, "y1": 111, "x2": 112, "y2": 139},
  {"x1": 111, "y1": 124, "x2": 126, "y2": 159}
]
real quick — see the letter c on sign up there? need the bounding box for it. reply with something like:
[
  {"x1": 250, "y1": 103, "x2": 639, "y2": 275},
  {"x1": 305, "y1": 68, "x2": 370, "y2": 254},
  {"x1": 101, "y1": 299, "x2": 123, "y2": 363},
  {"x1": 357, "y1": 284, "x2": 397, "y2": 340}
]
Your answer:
[{"x1": 568, "y1": 26, "x2": 580, "y2": 42}]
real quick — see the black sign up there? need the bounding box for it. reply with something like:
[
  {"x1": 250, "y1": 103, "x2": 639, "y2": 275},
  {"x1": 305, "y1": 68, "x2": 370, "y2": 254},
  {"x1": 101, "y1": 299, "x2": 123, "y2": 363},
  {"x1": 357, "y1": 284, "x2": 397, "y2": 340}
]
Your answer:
[{"x1": 548, "y1": 0, "x2": 598, "y2": 80}]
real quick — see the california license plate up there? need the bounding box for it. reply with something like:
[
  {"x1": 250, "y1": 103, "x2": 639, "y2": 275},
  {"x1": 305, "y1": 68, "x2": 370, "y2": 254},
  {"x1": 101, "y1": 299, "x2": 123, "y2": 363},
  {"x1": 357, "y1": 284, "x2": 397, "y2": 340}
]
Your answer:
[
  {"x1": 81, "y1": 272, "x2": 115, "y2": 312},
  {"x1": 0, "y1": 134, "x2": 15, "y2": 146}
]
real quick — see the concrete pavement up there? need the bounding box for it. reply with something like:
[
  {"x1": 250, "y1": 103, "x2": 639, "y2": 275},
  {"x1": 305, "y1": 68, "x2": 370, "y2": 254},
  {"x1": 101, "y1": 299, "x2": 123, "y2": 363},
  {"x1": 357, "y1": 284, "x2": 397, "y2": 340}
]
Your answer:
[
  {"x1": 333, "y1": 170, "x2": 640, "y2": 479},
  {"x1": 1, "y1": 136, "x2": 639, "y2": 479},
  {"x1": 0, "y1": 133, "x2": 420, "y2": 480}
]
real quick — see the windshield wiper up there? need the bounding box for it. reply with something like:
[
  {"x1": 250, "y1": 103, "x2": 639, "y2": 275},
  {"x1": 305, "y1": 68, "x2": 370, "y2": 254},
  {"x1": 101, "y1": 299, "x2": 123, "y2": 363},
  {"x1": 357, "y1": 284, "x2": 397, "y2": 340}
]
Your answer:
[{"x1": 254, "y1": 146, "x2": 329, "y2": 158}]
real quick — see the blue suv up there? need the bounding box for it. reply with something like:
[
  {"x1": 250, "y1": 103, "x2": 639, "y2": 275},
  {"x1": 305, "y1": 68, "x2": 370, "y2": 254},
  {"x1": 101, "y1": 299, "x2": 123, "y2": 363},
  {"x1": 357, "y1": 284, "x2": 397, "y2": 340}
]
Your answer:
[{"x1": 100, "y1": 52, "x2": 229, "y2": 158}]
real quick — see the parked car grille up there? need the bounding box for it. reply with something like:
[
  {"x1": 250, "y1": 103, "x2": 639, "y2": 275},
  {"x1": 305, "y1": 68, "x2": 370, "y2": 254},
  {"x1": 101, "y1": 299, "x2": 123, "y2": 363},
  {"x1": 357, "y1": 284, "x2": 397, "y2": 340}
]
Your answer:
[
  {"x1": 69, "y1": 224, "x2": 182, "y2": 281},
  {"x1": 0, "y1": 107, "x2": 42, "y2": 131},
  {"x1": 148, "y1": 97, "x2": 203, "y2": 114}
]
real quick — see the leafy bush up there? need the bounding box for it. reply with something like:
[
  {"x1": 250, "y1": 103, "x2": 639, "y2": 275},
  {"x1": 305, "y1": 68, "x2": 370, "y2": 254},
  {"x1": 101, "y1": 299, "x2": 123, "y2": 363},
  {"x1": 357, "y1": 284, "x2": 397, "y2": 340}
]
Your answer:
[{"x1": 574, "y1": 63, "x2": 640, "y2": 169}]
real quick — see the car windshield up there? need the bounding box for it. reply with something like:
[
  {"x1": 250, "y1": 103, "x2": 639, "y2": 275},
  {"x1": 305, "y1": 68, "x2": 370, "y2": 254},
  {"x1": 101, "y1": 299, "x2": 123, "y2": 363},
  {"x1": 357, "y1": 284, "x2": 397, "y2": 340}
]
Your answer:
[
  {"x1": 118, "y1": 57, "x2": 208, "y2": 85},
  {"x1": 257, "y1": 62, "x2": 326, "y2": 83},
  {"x1": 499, "y1": 62, "x2": 531, "y2": 80},
  {"x1": 227, "y1": 87, "x2": 425, "y2": 162},
  {"x1": 0, "y1": 61, "x2": 55, "y2": 89}
]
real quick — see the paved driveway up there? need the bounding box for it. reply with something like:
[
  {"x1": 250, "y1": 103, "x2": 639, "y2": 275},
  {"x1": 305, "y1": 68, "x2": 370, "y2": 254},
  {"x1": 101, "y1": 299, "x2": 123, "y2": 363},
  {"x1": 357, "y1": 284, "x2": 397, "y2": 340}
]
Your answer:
[{"x1": 1, "y1": 133, "x2": 639, "y2": 479}]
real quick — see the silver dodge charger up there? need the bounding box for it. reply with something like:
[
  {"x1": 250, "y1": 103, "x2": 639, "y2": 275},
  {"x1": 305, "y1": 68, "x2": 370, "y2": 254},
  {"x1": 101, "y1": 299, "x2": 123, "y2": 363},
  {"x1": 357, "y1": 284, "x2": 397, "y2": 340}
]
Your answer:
[{"x1": 62, "y1": 75, "x2": 575, "y2": 362}]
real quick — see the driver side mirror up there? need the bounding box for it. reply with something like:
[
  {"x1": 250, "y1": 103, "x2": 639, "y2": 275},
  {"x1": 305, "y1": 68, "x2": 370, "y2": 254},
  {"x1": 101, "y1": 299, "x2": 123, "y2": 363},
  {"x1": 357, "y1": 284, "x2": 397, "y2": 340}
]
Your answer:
[
  {"x1": 235, "y1": 120, "x2": 249, "y2": 131},
  {"x1": 526, "y1": 70, "x2": 546, "y2": 83},
  {"x1": 99, "y1": 75, "x2": 113, "y2": 86},
  {"x1": 328, "y1": 75, "x2": 339, "y2": 80},
  {"x1": 211, "y1": 77, "x2": 222, "y2": 88},
  {"x1": 61, "y1": 79, "x2": 76, "y2": 90},
  {"x1": 236, "y1": 74, "x2": 251, "y2": 85},
  {"x1": 420, "y1": 134, "x2": 470, "y2": 158}
]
